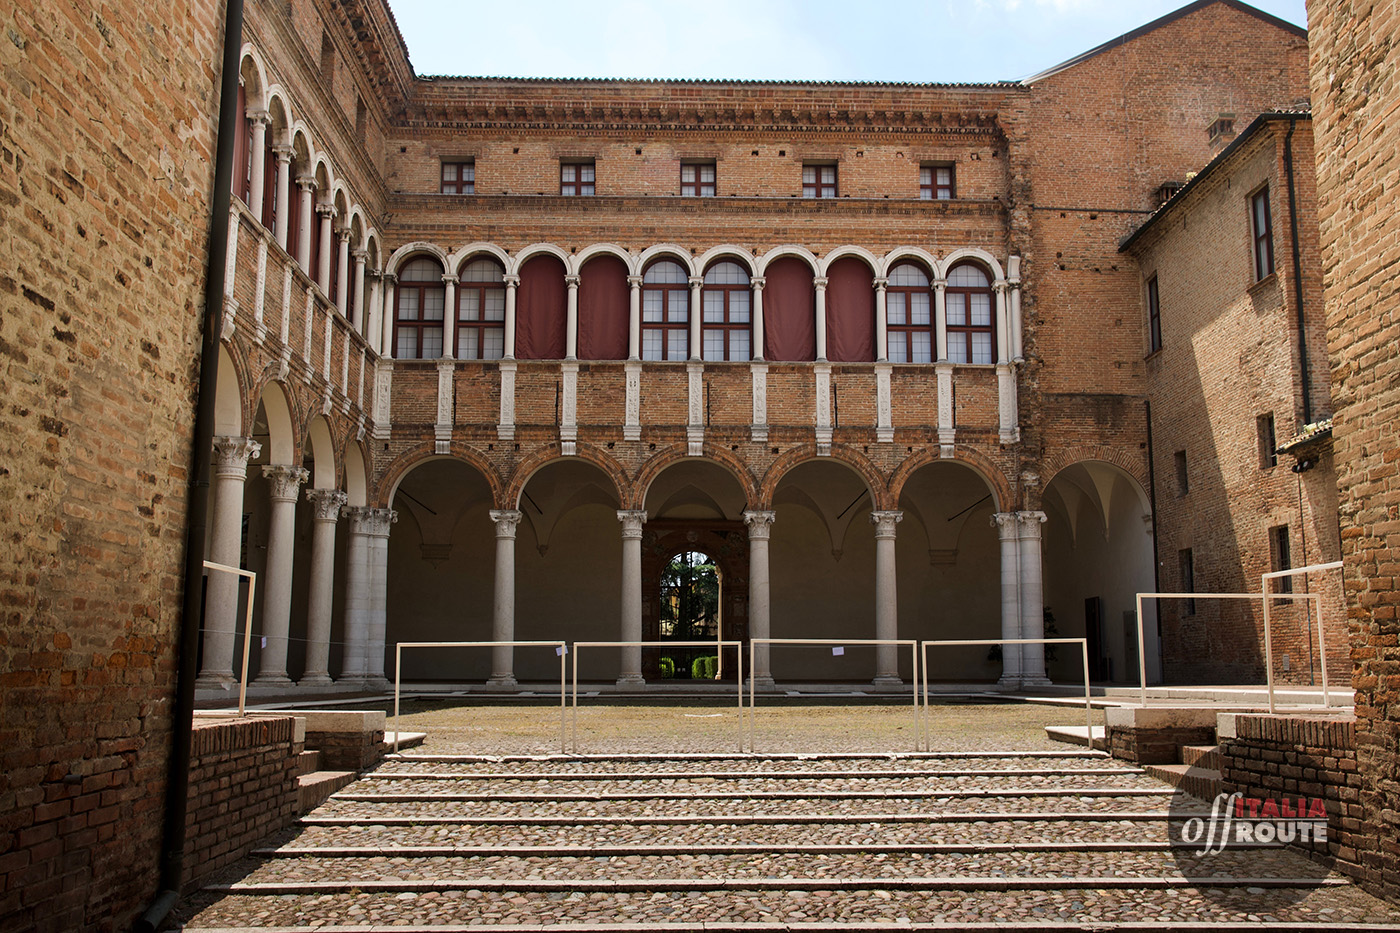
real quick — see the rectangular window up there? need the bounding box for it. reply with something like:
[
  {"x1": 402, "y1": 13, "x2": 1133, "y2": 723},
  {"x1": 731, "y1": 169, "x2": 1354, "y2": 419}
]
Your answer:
[
  {"x1": 1270, "y1": 525, "x2": 1293, "y2": 593},
  {"x1": 1174, "y1": 449, "x2": 1188, "y2": 497},
  {"x1": 441, "y1": 161, "x2": 475, "y2": 195},
  {"x1": 1179, "y1": 549, "x2": 1196, "y2": 616},
  {"x1": 561, "y1": 161, "x2": 596, "y2": 196},
  {"x1": 1147, "y1": 275, "x2": 1162, "y2": 353},
  {"x1": 920, "y1": 164, "x2": 954, "y2": 200},
  {"x1": 802, "y1": 163, "x2": 837, "y2": 198},
  {"x1": 681, "y1": 161, "x2": 716, "y2": 197},
  {"x1": 1257, "y1": 413, "x2": 1277, "y2": 469},
  {"x1": 1251, "y1": 186, "x2": 1274, "y2": 281}
]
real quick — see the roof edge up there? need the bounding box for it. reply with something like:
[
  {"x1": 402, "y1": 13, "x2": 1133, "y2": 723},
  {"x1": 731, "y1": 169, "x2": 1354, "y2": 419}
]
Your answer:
[{"x1": 1022, "y1": 0, "x2": 1307, "y2": 85}]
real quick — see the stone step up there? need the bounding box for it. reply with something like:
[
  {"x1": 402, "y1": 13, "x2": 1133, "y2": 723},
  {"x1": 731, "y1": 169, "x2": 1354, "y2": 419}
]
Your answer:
[
  {"x1": 180, "y1": 884, "x2": 1391, "y2": 930},
  {"x1": 386, "y1": 750, "x2": 1112, "y2": 772},
  {"x1": 294, "y1": 749, "x2": 320, "y2": 776},
  {"x1": 1181, "y1": 743, "x2": 1222, "y2": 770},
  {"x1": 1142, "y1": 762, "x2": 1223, "y2": 801},
  {"x1": 296, "y1": 770, "x2": 356, "y2": 813},
  {"x1": 367, "y1": 765, "x2": 1140, "y2": 781}
]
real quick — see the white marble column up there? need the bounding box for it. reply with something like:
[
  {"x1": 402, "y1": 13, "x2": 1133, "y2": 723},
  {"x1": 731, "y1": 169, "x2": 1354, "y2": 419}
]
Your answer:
[
  {"x1": 744, "y1": 510, "x2": 776, "y2": 688},
  {"x1": 617, "y1": 510, "x2": 647, "y2": 685},
  {"x1": 247, "y1": 111, "x2": 270, "y2": 221},
  {"x1": 350, "y1": 249, "x2": 367, "y2": 328},
  {"x1": 503, "y1": 274, "x2": 519, "y2": 359},
  {"x1": 380, "y1": 272, "x2": 398, "y2": 357},
  {"x1": 254, "y1": 464, "x2": 307, "y2": 685},
  {"x1": 934, "y1": 277, "x2": 949, "y2": 361},
  {"x1": 441, "y1": 273, "x2": 459, "y2": 359},
  {"x1": 489, "y1": 509, "x2": 522, "y2": 687},
  {"x1": 1008, "y1": 256, "x2": 1024, "y2": 362},
  {"x1": 994, "y1": 281, "x2": 1011, "y2": 364},
  {"x1": 627, "y1": 274, "x2": 643, "y2": 360},
  {"x1": 295, "y1": 176, "x2": 315, "y2": 273},
  {"x1": 315, "y1": 203, "x2": 335, "y2": 293},
  {"x1": 814, "y1": 275, "x2": 829, "y2": 362},
  {"x1": 273, "y1": 147, "x2": 293, "y2": 249},
  {"x1": 870, "y1": 510, "x2": 903, "y2": 685},
  {"x1": 750, "y1": 276, "x2": 766, "y2": 360},
  {"x1": 196, "y1": 436, "x2": 262, "y2": 689},
  {"x1": 993, "y1": 512, "x2": 1023, "y2": 686},
  {"x1": 335, "y1": 229, "x2": 351, "y2": 316},
  {"x1": 363, "y1": 508, "x2": 396, "y2": 689},
  {"x1": 301, "y1": 487, "x2": 346, "y2": 686},
  {"x1": 340, "y1": 506, "x2": 373, "y2": 683},
  {"x1": 688, "y1": 275, "x2": 703, "y2": 360},
  {"x1": 565, "y1": 273, "x2": 580, "y2": 360},
  {"x1": 873, "y1": 276, "x2": 889, "y2": 362},
  {"x1": 1018, "y1": 510, "x2": 1051, "y2": 688}
]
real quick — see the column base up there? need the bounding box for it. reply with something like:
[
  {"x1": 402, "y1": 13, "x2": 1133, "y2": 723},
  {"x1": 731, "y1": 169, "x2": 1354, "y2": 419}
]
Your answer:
[
  {"x1": 871, "y1": 675, "x2": 904, "y2": 687},
  {"x1": 252, "y1": 673, "x2": 294, "y2": 687},
  {"x1": 195, "y1": 671, "x2": 236, "y2": 690},
  {"x1": 486, "y1": 674, "x2": 518, "y2": 688},
  {"x1": 1019, "y1": 675, "x2": 1053, "y2": 689},
  {"x1": 746, "y1": 675, "x2": 777, "y2": 691},
  {"x1": 996, "y1": 673, "x2": 1025, "y2": 689},
  {"x1": 298, "y1": 673, "x2": 334, "y2": 687},
  {"x1": 364, "y1": 676, "x2": 391, "y2": 692},
  {"x1": 615, "y1": 673, "x2": 646, "y2": 687}
]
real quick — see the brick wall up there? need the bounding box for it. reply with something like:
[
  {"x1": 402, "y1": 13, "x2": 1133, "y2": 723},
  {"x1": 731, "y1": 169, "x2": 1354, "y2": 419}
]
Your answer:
[
  {"x1": 183, "y1": 716, "x2": 300, "y2": 888},
  {"x1": 0, "y1": 0, "x2": 221, "y2": 929},
  {"x1": 1309, "y1": 0, "x2": 1400, "y2": 903},
  {"x1": 1219, "y1": 713, "x2": 1365, "y2": 879}
]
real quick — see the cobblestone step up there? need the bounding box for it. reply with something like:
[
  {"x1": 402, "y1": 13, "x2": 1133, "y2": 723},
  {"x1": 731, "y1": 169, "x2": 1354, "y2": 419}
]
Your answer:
[{"x1": 382, "y1": 751, "x2": 1114, "y2": 774}]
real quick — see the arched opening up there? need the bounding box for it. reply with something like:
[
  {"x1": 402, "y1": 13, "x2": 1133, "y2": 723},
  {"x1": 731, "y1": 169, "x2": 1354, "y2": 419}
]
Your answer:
[
  {"x1": 1043, "y1": 461, "x2": 1158, "y2": 684},
  {"x1": 826, "y1": 256, "x2": 875, "y2": 363},
  {"x1": 578, "y1": 254, "x2": 629, "y2": 361},
  {"x1": 386, "y1": 457, "x2": 496, "y2": 682},
  {"x1": 896, "y1": 461, "x2": 1002, "y2": 682},
  {"x1": 763, "y1": 257, "x2": 816, "y2": 362},
  {"x1": 654, "y1": 550, "x2": 723, "y2": 680},
  {"x1": 239, "y1": 384, "x2": 295, "y2": 683}
]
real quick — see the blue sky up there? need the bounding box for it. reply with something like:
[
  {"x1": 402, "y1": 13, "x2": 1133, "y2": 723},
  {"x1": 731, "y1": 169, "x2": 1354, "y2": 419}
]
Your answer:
[{"x1": 388, "y1": 0, "x2": 1308, "y2": 84}]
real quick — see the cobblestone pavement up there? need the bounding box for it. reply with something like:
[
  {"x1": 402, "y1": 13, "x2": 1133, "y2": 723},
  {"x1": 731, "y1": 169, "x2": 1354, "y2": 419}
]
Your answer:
[{"x1": 179, "y1": 701, "x2": 1400, "y2": 930}]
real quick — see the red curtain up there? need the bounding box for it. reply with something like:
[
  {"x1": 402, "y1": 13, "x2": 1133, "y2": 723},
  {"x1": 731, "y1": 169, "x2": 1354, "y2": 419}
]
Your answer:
[
  {"x1": 516, "y1": 254, "x2": 567, "y2": 359},
  {"x1": 578, "y1": 255, "x2": 629, "y2": 360},
  {"x1": 825, "y1": 257, "x2": 875, "y2": 363},
  {"x1": 763, "y1": 257, "x2": 815, "y2": 362}
]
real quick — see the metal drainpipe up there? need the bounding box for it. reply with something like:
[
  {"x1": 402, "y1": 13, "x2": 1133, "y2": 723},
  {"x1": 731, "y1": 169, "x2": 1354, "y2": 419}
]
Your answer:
[
  {"x1": 1283, "y1": 117, "x2": 1313, "y2": 425},
  {"x1": 1144, "y1": 398, "x2": 1162, "y2": 680},
  {"x1": 136, "y1": 0, "x2": 244, "y2": 929}
]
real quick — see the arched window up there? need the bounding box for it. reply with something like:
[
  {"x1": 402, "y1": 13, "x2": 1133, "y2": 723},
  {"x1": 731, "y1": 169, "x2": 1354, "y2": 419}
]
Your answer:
[
  {"x1": 642, "y1": 260, "x2": 690, "y2": 361},
  {"x1": 457, "y1": 258, "x2": 506, "y2": 360},
  {"x1": 886, "y1": 262, "x2": 933, "y2": 363},
  {"x1": 394, "y1": 257, "x2": 445, "y2": 359},
  {"x1": 946, "y1": 263, "x2": 995, "y2": 364},
  {"x1": 701, "y1": 261, "x2": 750, "y2": 361}
]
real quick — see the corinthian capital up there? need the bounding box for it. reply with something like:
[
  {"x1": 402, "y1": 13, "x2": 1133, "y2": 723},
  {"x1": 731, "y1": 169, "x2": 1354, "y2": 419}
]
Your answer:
[
  {"x1": 262, "y1": 464, "x2": 309, "y2": 501},
  {"x1": 305, "y1": 487, "x2": 348, "y2": 521},
  {"x1": 212, "y1": 436, "x2": 262, "y2": 477}
]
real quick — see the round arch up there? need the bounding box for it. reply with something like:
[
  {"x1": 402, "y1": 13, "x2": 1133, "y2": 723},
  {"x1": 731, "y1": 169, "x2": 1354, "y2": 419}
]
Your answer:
[
  {"x1": 636, "y1": 243, "x2": 696, "y2": 276},
  {"x1": 448, "y1": 242, "x2": 511, "y2": 277},
  {"x1": 573, "y1": 242, "x2": 636, "y2": 275},
  {"x1": 375, "y1": 443, "x2": 505, "y2": 510},
  {"x1": 384, "y1": 241, "x2": 450, "y2": 277},
  {"x1": 214, "y1": 345, "x2": 246, "y2": 437},
  {"x1": 631, "y1": 443, "x2": 760, "y2": 512},
  {"x1": 696, "y1": 245, "x2": 757, "y2": 277},
  {"x1": 759, "y1": 443, "x2": 889, "y2": 510},
  {"x1": 303, "y1": 415, "x2": 338, "y2": 489},
  {"x1": 509, "y1": 242, "x2": 572, "y2": 276},
  {"x1": 238, "y1": 46, "x2": 268, "y2": 110},
  {"x1": 756, "y1": 244, "x2": 819, "y2": 276},
  {"x1": 265, "y1": 90, "x2": 292, "y2": 144},
  {"x1": 820, "y1": 245, "x2": 881, "y2": 276},
  {"x1": 938, "y1": 247, "x2": 1006, "y2": 283},
  {"x1": 504, "y1": 443, "x2": 632, "y2": 512},
  {"x1": 342, "y1": 441, "x2": 369, "y2": 508},
  {"x1": 880, "y1": 245, "x2": 939, "y2": 278},
  {"x1": 1042, "y1": 446, "x2": 1150, "y2": 502},
  {"x1": 888, "y1": 446, "x2": 1014, "y2": 514},
  {"x1": 252, "y1": 380, "x2": 297, "y2": 464}
]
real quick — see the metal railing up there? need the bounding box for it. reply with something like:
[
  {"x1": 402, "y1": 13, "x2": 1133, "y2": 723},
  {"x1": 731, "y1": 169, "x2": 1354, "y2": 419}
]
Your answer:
[
  {"x1": 568, "y1": 640, "x2": 744, "y2": 753},
  {"x1": 1262, "y1": 560, "x2": 1344, "y2": 711},
  {"x1": 203, "y1": 560, "x2": 258, "y2": 716},
  {"x1": 747, "y1": 638, "x2": 921, "y2": 753},
  {"x1": 391, "y1": 640, "x2": 568, "y2": 753},
  {"x1": 919, "y1": 637, "x2": 1095, "y2": 753}
]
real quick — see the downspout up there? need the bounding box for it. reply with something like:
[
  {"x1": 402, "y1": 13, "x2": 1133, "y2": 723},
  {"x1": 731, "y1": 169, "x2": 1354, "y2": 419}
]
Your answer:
[
  {"x1": 1283, "y1": 118, "x2": 1312, "y2": 425},
  {"x1": 137, "y1": 0, "x2": 244, "y2": 929},
  {"x1": 1144, "y1": 399, "x2": 1161, "y2": 681}
]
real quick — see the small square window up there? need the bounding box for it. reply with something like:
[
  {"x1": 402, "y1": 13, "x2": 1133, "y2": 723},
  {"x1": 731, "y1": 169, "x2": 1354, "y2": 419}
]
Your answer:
[
  {"x1": 1257, "y1": 413, "x2": 1277, "y2": 469},
  {"x1": 441, "y1": 161, "x2": 475, "y2": 195},
  {"x1": 1174, "y1": 449, "x2": 1188, "y2": 497},
  {"x1": 1146, "y1": 275, "x2": 1162, "y2": 353},
  {"x1": 561, "y1": 160, "x2": 595, "y2": 196},
  {"x1": 920, "y1": 163, "x2": 954, "y2": 200},
  {"x1": 681, "y1": 161, "x2": 716, "y2": 197},
  {"x1": 802, "y1": 163, "x2": 837, "y2": 198},
  {"x1": 1251, "y1": 186, "x2": 1274, "y2": 281}
]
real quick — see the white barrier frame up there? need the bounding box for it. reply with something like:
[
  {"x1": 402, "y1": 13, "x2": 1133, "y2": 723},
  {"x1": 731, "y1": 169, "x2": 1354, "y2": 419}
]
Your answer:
[
  {"x1": 569, "y1": 640, "x2": 744, "y2": 753},
  {"x1": 1262, "y1": 560, "x2": 1344, "y2": 711},
  {"x1": 391, "y1": 640, "x2": 567, "y2": 753},
  {"x1": 748, "y1": 638, "x2": 920, "y2": 753},
  {"x1": 1134, "y1": 592, "x2": 1324, "y2": 713},
  {"x1": 204, "y1": 560, "x2": 259, "y2": 717},
  {"x1": 919, "y1": 638, "x2": 1094, "y2": 753}
]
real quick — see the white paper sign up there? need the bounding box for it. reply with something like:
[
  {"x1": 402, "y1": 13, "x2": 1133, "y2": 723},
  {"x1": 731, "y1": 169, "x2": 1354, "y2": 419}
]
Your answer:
[
  {"x1": 832, "y1": 646, "x2": 845, "y2": 656},
  {"x1": 556, "y1": 646, "x2": 568, "y2": 656}
]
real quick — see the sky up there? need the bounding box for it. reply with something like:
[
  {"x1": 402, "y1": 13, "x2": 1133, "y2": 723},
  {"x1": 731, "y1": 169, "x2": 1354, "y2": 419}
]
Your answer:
[{"x1": 387, "y1": 0, "x2": 1308, "y2": 85}]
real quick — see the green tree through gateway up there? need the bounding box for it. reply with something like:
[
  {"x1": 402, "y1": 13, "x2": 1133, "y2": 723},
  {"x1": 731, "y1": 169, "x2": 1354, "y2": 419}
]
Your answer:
[{"x1": 658, "y1": 551, "x2": 720, "y2": 679}]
